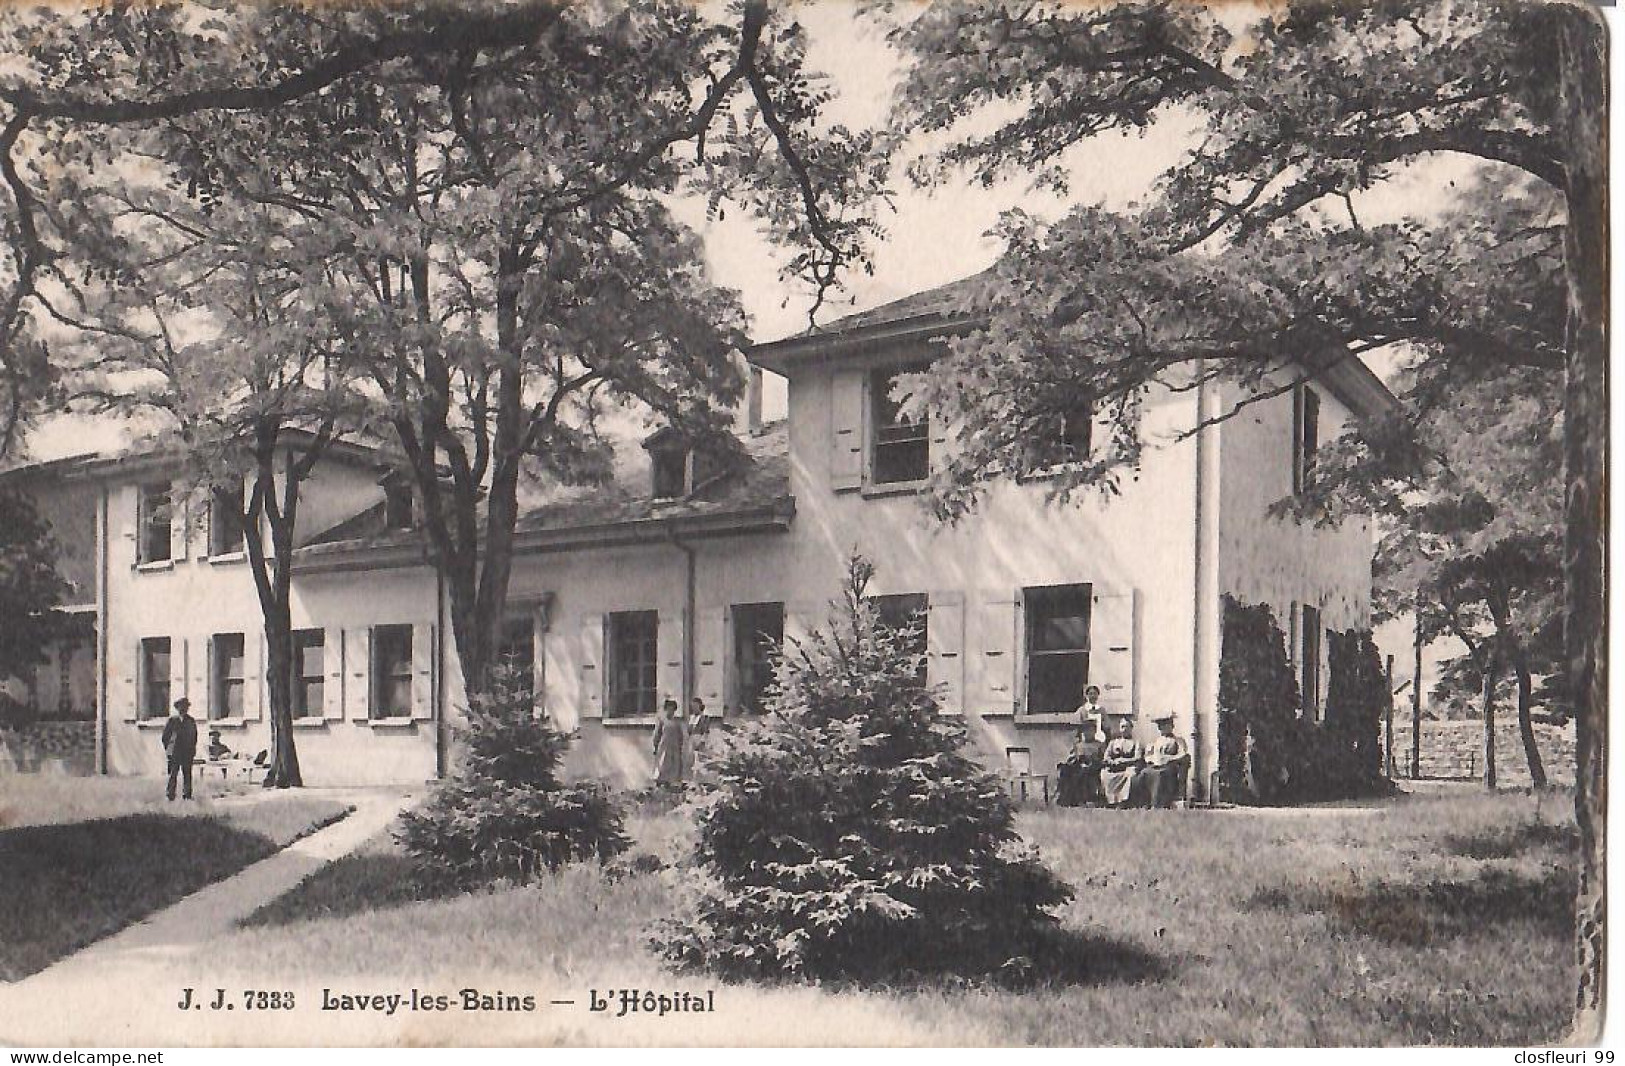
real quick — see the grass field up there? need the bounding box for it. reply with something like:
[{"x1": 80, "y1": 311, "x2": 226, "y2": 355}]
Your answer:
[
  {"x1": 0, "y1": 776, "x2": 352, "y2": 981},
  {"x1": 218, "y1": 786, "x2": 1576, "y2": 1046}
]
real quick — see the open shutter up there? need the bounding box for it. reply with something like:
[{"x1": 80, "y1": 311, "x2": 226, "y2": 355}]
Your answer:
[
  {"x1": 119, "y1": 648, "x2": 139, "y2": 722},
  {"x1": 243, "y1": 631, "x2": 263, "y2": 721},
  {"x1": 1090, "y1": 588, "x2": 1136, "y2": 718},
  {"x1": 979, "y1": 590, "x2": 1020, "y2": 716},
  {"x1": 169, "y1": 637, "x2": 189, "y2": 712},
  {"x1": 656, "y1": 611, "x2": 684, "y2": 708},
  {"x1": 830, "y1": 369, "x2": 865, "y2": 491},
  {"x1": 411, "y1": 623, "x2": 435, "y2": 720},
  {"x1": 192, "y1": 636, "x2": 210, "y2": 718},
  {"x1": 169, "y1": 482, "x2": 189, "y2": 561},
  {"x1": 322, "y1": 628, "x2": 344, "y2": 720},
  {"x1": 579, "y1": 615, "x2": 604, "y2": 719},
  {"x1": 695, "y1": 607, "x2": 728, "y2": 716},
  {"x1": 343, "y1": 627, "x2": 371, "y2": 720},
  {"x1": 929, "y1": 404, "x2": 957, "y2": 476},
  {"x1": 927, "y1": 589, "x2": 966, "y2": 715}
]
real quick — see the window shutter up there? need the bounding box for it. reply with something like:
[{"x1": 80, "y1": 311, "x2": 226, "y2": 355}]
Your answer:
[
  {"x1": 120, "y1": 488, "x2": 138, "y2": 546},
  {"x1": 411, "y1": 623, "x2": 435, "y2": 720},
  {"x1": 579, "y1": 615, "x2": 604, "y2": 719},
  {"x1": 343, "y1": 627, "x2": 371, "y2": 720},
  {"x1": 119, "y1": 652, "x2": 139, "y2": 722},
  {"x1": 170, "y1": 482, "x2": 189, "y2": 561},
  {"x1": 193, "y1": 636, "x2": 211, "y2": 719},
  {"x1": 695, "y1": 608, "x2": 728, "y2": 715},
  {"x1": 656, "y1": 611, "x2": 684, "y2": 708},
  {"x1": 927, "y1": 590, "x2": 966, "y2": 715},
  {"x1": 979, "y1": 591, "x2": 1020, "y2": 715},
  {"x1": 322, "y1": 629, "x2": 344, "y2": 720},
  {"x1": 928, "y1": 406, "x2": 956, "y2": 477},
  {"x1": 829, "y1": 369, "x2": 865, "y2": 491},
  {"x1": 1091, "y1": 588, "x2": 1136, "y2": 717},
  {"x1": 169, "y1": 637, "x2": 189, "y2": 711},
  {"x1": 243, "y1": 631, "x2": 263, "y2": 720}
]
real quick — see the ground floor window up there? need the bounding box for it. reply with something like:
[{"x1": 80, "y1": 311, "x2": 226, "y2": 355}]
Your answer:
[
  {"x1": 211, "y1": 632, "x2": 245, "y2": 719},
  {"x1": 291, "y1": 629, "x2": 324, "y2": 718},
  {"x1": 1301, "y1": 604, "x2": 1322, "y2": 718},
  {"x1": 1024, "y1": 583, "x2": 1091, "y2": 715},
  {"x1": 607, "y1": 610, "x2": 658, "y2": 718},
  {"x1": 140, "y1": 637, "x2": 170, "y2": 719},
  {"x1": 498, "y1": 616, "x2": 535, "y2": 699},
  {"x1": 732, "y1": 602, "x2": 784, "y2": 714},
  {"x1": 371, "y1": 624, "x2": 413, "y2": 719}
]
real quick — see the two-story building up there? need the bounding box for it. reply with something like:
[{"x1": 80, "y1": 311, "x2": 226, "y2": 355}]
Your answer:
[{"x1": 2, "y1": 278, "x2": 1393, "y2": 800}]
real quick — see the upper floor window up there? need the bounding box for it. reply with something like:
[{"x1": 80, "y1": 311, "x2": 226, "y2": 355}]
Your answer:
[
  {"x1": 138, "y1": 483, "x2": 172, "y2": 564},
  {"x1": 1024, "y1": 583, "x2": 1092, "y2": 716},
  {"x1": 371, "y1": 624, "x2": 413, "y2": 719},
  {"x1": 874, "y1": 592, "x2": 928, "y2": 684},
  {"x1": 383, "y1": 483, "x2": 414, "y2": 530},
  {"x1": 869, "y1": 363, "x2": 931, "y2": 485},
  {"x1": 1293, "y1": 384, "x2": 1320, "y2": 494},
  {"x1": 1038, "y1": 395, "x2": 1095, "y2": 468},
  {"x1": 210, "y1": 480, "x2": 246, "y2": 556},
  {"x1": 607, "y1": 610, "x2": 658, "y2": 718}
]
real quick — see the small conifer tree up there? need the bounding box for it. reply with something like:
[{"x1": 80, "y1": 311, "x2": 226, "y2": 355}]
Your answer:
[
  {"x1": 397, "y1": 666, "x2": 628, "y2": 889},
  {"x1": 1216, "y1": 596, "x2": 1302, "y2": 804},
  {"x1": 657, "y1": 556, "x2": 1072, "y2": 980}
]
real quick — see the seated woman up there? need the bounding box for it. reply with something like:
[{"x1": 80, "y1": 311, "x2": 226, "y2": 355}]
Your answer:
[
  {"x1": 1142, "y1": 714, "x2": 1191, "y2": 808},
  {"x1": 1056, "y1": 727, "x2": 1104, "y2": 807},
  {"x1": 1099, "y1": 717, "x2": 1143, "y2": 808}
]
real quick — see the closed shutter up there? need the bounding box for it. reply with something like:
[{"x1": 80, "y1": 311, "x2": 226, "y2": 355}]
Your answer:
[
  {"x1": 243, "y1": 631, "x2": 263, "y2": 720},
  {"x1": 695, "y1": 608, "x2": 728, "y2": 715},
  {"x1": 1091, "y1": 588, "x2": 1136, "y2": 717},
  {"x1": 343, "y1": 627, "x2": 371, "y2": 720},
  {"x1": 830, "y1": 369, "x2": 865, "y2": 491},
  {"x1": 579, "y1": 615, "x2": 604, "y2": 719},
  {"x1": 119, "y1": 650, "x2": 139, "y2": 722},
  {"x1": 411, "y1": 623, "x2": 435, "y2": 720},
  {"x1": 928, "y1": 406, "x2": 954, "y2": 476},
  {"x1": 170, "y1": 637, "x2": 189, "y2": 711},
  {"x1": 193, "y1": 636, "x2": 210, "y2": 718},
  {"x1": 170, "y1": 482, "x2": 189, "y2": 561},
  {"x1": 656, "y1": 611, "x2": 684, "y2": 708},
  {"x1": 322, "y1": 628, "x2": 344, "y2": 720},
  {"x1": 927, "y1": 590, "x2": 966, "y2": 715},
  {"x1": 979, "y1": 590, "x2": 1020, "y2": 716}
]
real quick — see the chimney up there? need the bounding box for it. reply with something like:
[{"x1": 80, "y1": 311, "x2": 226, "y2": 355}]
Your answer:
[{"x1": 730, "y1": 350, "x2": 764, "y2": 436}]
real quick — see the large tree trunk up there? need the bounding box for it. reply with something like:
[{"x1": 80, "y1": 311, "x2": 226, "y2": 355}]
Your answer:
[
  {"x1": 261, "y1": 610, "x2": 302, "y2": 789},
  {"x1": 243, "y1": 442, "x2": 304, "y2": 789},
  {"x1": 1481, "y1": 651, "x2": 1498, "y2": 792},
  {"x1": 1558, "y1": 4, "x2": 1607, "y2": 1042}
]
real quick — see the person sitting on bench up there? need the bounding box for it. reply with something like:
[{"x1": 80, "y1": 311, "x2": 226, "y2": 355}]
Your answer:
[
  {"x1": 1142, "y1": 713, "x2": 1191, "y2": 808},
  {"x1": 206, "y1": 729, "x2": 233, "y2": 761}
]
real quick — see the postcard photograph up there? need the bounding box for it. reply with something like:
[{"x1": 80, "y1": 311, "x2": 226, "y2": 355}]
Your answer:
[{"x1": 0, "y1": 0, "x2": 1609, "y2": 1049}]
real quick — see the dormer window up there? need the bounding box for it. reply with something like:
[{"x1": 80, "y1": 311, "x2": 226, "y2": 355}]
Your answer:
[
  {"x1": 383, "y1": 483, "x2": 414, "y2": 530},
  {"x1": 646, "y1": 428, "x2": 726, "y2": 501},
  {"x1": 652, "y1": 447, "x2": 688, "y2": 501}
]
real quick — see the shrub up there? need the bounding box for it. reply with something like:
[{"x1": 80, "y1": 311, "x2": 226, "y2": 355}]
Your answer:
[
  {"x1": 396, "y1": 666, "x2": 629, "y2": 889},
  {"x1": 1324, "y1": 627, "x2": 1388, "y2": 784},
  {"x1": 655, "y1": 556, "x2": 1072, "y2": 982}
]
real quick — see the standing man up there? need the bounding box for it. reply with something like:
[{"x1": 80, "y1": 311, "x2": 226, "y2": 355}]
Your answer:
[
  {"x1": 162, "y1": 697, "x2": 199, "y2": 801},
  {"x1": 1143, "y1": 713, "x2": 1191, "y2": 809}
]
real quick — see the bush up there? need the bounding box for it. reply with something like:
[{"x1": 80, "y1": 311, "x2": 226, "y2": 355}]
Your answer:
[
  {"x1": 655, "y1": 556, "x2": 1072, "y2": 982},
  {"x1": 396, "y1": 666, "x2": 629, "y2": 889}
]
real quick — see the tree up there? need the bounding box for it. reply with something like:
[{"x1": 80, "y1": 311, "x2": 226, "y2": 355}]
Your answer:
[
  {"x1": 658, "y1": 555, "x2": 1071, "y2": 980},
  {"x1": 0, "y1": 485, "x2": 68, "y2": 684},
  {"x1": 0, "y1": 0, "x2": 886, "y2": 702},
  {"x1": 883, "y1": 0, "x2": 1604, "y2": 1029}
]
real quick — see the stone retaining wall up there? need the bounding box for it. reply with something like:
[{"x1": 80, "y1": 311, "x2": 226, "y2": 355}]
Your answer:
[
  {"x1": 0, "y1": 721, "x2": 97, "y2": 775},
  {"x1": 1384, "y1": 718, "x2": 1575, "y2": 787}
]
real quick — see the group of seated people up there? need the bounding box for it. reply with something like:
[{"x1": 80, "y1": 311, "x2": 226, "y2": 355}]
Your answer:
[
  {"x1": 1055, "y1": 686, "x2": 1190, "y2": 809},
  {"x1": 204, "y1": 729, "x2": 269, "y2": 777}
]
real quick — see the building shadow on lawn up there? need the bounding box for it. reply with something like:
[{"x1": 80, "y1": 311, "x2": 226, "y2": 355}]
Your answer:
[{"x1": 1246, "y1": 867, "x2": 1575, "y2": 947}]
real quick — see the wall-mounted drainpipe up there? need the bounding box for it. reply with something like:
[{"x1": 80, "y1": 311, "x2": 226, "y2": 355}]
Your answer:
[
  {"x1": 668, "y1": 523, "x2": 698, "y2": 711},
  {"x1": 1191, "y1": 364, "x2": 1222, "y2": 803}
]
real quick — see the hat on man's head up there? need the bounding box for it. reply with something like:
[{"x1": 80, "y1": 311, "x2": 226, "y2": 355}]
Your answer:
[
  {"x1": 173, "y1": 697, "x2": 192, "y2": 712},
  {"x1": 1152, "y1": 712, "x2": 1176, "y2": 724}
]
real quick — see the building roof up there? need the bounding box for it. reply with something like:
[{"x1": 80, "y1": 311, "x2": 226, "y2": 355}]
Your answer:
[
  {"x1": 293, "y1": 421, "x2": 793, "y2": 573},
  {"x1": 0, "y1": 427, "x2": 399, "y2": 484},
  {"x1": 749, "y1": 272, "x2": 1401, "y2": 421}
]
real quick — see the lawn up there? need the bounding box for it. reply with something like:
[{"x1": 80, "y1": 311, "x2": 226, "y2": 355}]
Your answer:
[
  {"x1": 214, "y1": 787, "x2": 1576, "y2": 1046},
  {"x1": 0, "y1": 776, "x2": 352, "y2": 981}
]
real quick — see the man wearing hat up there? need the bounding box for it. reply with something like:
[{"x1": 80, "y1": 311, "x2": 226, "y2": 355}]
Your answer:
[
  {"x1": 161, "y1": 697, "x2": 199, "y2": 801},
  {"x1": 1142, "y1": 713, "x2": 1191, "y2": 809}
]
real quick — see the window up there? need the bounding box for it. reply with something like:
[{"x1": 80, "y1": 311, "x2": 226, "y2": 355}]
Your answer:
[
  {"x1": 138, "y1": 484, "x2": 172, "y2": 564},
  {"x1": 383, "y1": 484, "x2": 414, "y2": 530},
  {"x1": 371, "y1": 624, "x2": 413, "y2": 719},
  {"x1": 607, "y1": 610, "x2": 658, "y2": 718},
  {"x1": 1293, "y1": 384, "x2": 1320, "y2": 494},
  {"x1": 140, "y1": 637, "x2": 171, "y2": 720},
  {"x1": 291, "y1": 629, "x2": 324, "y2": 719},
  {"x1": 869, "y1": 363, "x2": 931, "y2": 485},
  {"x1": 210, "y1": 480, "x2": 245, "y2": 555},
  {"x1": 497, "y1": 616, "x2": 535, "y2": 700},
  {"x1": 731, "y1": 602, "x2": 784, "y2": 714},
  {"x1": 874, "y1": 592, "x2": 929, "y2": 685},
  {"x1": 210, "y1": 633, "x2": 245, "y2": 719},
  {"x1": 651, "y1": 447, "x2": 688, "y2": 500},
  {"x1": 1300, "y1": 605, "x2": 1322, "y2": 718},
  {"x1": 1023, "y1": 583, "x2": 1092, "y2": 716}
]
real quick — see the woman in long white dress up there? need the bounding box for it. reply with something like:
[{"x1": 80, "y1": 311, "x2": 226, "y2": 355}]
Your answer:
[
  {"x1": 1100, "y1": 717, "x2": 1143, "y2": 808},
  {"x1": 652, "y1": 698, "x2": 692, "y2": 788}
]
